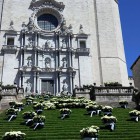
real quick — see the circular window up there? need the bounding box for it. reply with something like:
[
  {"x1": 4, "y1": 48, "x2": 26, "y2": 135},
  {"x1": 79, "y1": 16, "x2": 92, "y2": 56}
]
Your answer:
[{"x1": 37, "y1": 14, "x2": 58, "y2": 31}]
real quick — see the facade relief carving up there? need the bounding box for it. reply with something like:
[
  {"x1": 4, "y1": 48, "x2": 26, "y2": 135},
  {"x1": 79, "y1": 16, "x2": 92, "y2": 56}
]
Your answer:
[{"x1": 30, "y1": 0, "x2": 65, "y2": 12}]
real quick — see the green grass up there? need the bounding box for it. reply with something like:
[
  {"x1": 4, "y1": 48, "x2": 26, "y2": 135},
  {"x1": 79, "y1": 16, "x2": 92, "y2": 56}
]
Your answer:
[{"x1": 0, "y1": 104, "x2": 140, "y2": 140}]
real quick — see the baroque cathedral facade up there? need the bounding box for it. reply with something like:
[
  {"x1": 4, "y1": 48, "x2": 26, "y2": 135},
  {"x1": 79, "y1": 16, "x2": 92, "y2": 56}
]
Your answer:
[{"x1": 0, "y1": 0, "x2": 129, "y2": 95}]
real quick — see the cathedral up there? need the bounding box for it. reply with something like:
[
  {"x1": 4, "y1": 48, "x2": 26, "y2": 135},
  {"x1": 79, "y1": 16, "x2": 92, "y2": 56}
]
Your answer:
[{"x1": 0, "y1": 0, "x2": 129, "y2": 95}]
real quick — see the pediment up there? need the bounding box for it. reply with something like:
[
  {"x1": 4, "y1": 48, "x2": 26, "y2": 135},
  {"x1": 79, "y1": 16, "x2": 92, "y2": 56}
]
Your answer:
[{"x1": 30, "y1": 0, "x2": 65, "y2": 11}]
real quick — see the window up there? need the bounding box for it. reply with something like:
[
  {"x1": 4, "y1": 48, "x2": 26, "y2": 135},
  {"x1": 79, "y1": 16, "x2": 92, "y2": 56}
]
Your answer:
[
  {"x1": 37, "y1": 14, "x2": 58, "y2": 31},
  {"x1": 7, "y1": 38, "x2": 14, "y2": 45},
  {"x1": 80, "y1": 41, "x2": 86, "y2": 48}
]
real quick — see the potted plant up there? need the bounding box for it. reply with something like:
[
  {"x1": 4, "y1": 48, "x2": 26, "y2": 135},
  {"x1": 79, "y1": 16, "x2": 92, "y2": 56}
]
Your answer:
[
  {"x1": 101, "y1": 115, "x2": 117, "y2": 131},
  {"x1": 14, "y1": 102, "x2": 24, "y2": 112},
  {"x1": 85, "y1": 105, "x2": 102, "y2": 117},
  {"x1": 23, "y1": 111, "x2": 37, "y2": 126},
  {"x1": 32, "y1": 115, "x2": 45, "y2": 130},
  {"x1": 2, "y1": 131, "x2": 26, "y2": 140},
  {"x1": 102, "y1": 106, "x2": 113, "y2": 115},
  {"x1": 9, "y1": 101, "x2": 16, "y2": 108},
  {"x1": 5, "y1": 108, "x2": 18, "y2": 122},
  {"x1": 44, "y1": 102, "x2": 56, "y2": 110},
  {"x1": 33, "y1": 103, "x2": 44, "y2": 114},
  {"x1": 80, "y1": 125, "x2": 99, "y2": 140},
  {"x1": 59, "y1": 108, "x2": 72, "y2": 119},
  {"x1": 119, "y1": 100, "x2": 128, "y2": 108},
  {"x1": 129, "y1": 110, "x2": 140, "y2": 122}
]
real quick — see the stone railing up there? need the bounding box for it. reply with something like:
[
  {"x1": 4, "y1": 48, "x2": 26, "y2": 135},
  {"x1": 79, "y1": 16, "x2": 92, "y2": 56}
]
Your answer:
[
  {"x1": 0, "y1": 87, "x2": 24, "y2": 109},
  {"x1": 94, "y1": 86, "x2": 133, "y2": 95},
  {"x1": 75, "y1": 48, "x2": 90, "y2": 54},
  {"x1": 2, "y1": 45, "x2": 17, "y2": 53},
  {"x1": 74, "y1": 86, "x2": 134, "y2": 102}
]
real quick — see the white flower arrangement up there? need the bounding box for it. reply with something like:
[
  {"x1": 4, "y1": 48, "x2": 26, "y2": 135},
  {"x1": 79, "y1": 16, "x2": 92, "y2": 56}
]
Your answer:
[
  {"x1": 80, "y1": 125, "x2": 99, "y2": 138},
  {"x1": 9, "y1": 101, "x2": 16, "y2": 107},
  {"x1": 22, "y1": 111, "x2": 37, "y2": 119},
  {"x1": 101, "y1": 115, "x2": 117, "y2": 123},
  {"x1": 59, "y1": 108, "x2": 72, "y2": 114},
  {"x1": 86, "y1": 105, "x2": 102, "y2": 111},
  {"x1": 6, "y1": 108, "x2": 18, "y2": 115},
  {"x1": 2, "y1": 131, "x2": 26, "y2": 140},
  {"x1": 119, "y1": 100, "x2": 128, "y2": 105},
  {"x1": 33, "y1": 115, "x2": 46, "y2": 123},
  {"x1": 44, "y1": 102, "x2": 56, "y2": 110},
  {"x1": 102, "y1": 106, "x2": 113, "y2": 112},
  {"x1": 129, "y1": 110, "x2": 140, "y2": 116},
  {"x1": 33, "y1": 103, "x2": 44, "y2": 110}
]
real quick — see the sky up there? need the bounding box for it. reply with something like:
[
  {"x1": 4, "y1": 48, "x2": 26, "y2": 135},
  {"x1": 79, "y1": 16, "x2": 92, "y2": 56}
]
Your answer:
[{"x1": 119, "y1": 1, "x2": 140, "y2": 76}]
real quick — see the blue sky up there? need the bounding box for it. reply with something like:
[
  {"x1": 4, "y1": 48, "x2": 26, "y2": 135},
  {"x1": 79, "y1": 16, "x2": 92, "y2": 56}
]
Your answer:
[{"x1": 119, "y1": 1, "x2": 140, "y2": 76}]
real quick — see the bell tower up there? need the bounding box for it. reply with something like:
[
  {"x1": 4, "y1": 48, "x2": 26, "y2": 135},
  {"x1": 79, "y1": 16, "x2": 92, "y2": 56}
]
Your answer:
[
  {"x1": 94, "y1": 0, "x2": 129, "y2": 86},
  {"x1": 0, "y1": 0, "x2": 4, "y2": 29}
]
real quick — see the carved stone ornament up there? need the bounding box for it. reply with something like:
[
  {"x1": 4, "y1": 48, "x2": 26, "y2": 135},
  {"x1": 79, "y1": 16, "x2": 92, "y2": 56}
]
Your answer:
[
  {"x1": 57, "y1": 18, "x2": 73, "y2": 35},
  {"x1": 29, "y1": 0, "x2": 65, "y2": 12}
]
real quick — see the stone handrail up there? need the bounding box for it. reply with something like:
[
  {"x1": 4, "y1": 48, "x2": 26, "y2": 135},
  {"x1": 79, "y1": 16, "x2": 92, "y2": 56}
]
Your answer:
[
  {"x1": 75, "y1": 86, "x2": 134, "y2": 94},
  {"x1": 94, "y1": 86, "x2": 134, "y2": 95}
]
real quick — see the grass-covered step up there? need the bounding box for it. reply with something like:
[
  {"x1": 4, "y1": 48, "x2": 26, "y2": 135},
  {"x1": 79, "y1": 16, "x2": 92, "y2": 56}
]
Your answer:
[{"x1": 0, "y1": 101, "x2": 140, "y2": 140}]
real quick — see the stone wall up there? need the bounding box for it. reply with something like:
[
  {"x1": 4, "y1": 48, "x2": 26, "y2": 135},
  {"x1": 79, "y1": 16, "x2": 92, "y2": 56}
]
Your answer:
[{"x1": 131, "y1": 57, "x2": 140, "y2": 91}]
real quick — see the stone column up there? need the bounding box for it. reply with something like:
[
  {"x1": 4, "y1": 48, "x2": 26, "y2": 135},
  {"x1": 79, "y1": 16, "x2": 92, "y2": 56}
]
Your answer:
[
  {"x1": 34, "y1": 51, "x2": 37, "y2": 66},
  {"x1": 36, "y1": 72, "x2": 39, "y2": 94},
  {"x1": 20, "y1": 50, "x2": 23, "y2": 67},
  {"x1": 69, "y1": 73, "x2": 73, "y2": 93},
  {"x1": 33, "y1": 72, "x2": 36, "y2": 93},
  {"x1": 22, "y1": 72, "x2": 25, "y2": 91}
]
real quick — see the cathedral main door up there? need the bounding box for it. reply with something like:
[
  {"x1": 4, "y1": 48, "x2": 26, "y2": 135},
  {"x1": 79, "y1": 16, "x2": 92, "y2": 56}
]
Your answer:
[{"x1": 41, "y1": 80, "x2": 54, "y2": 94}]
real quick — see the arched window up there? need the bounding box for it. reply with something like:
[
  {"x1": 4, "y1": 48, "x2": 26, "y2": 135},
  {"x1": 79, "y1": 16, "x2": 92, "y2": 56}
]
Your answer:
[
  {"x1": 45, "y1": 57, "x2": 51, "y2": 68},
  {"x1": 37, "y1": 14, "x2": 58, "y2": 31}
]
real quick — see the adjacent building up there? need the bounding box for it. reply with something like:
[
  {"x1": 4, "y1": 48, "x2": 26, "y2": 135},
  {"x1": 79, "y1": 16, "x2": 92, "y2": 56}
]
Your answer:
[
  {"x1": 131, "y1": 56, "x2": 140, "y2": 90},
  {"x1": 0, "y1": 0, "x2": 129, "y2": 95}
]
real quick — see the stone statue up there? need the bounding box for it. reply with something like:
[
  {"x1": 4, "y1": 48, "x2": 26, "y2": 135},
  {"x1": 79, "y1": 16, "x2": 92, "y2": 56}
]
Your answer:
[
  {"x1": 45, "y1": 40, "x2": 51, "y2": 48},
  {"x1": 62, "y1": 81, "x2": 68, "y2": 92},
  {"x1": 62, "y1": 58, "x2": 67, "y2": 68},
  {"x1": 27, "y1": 57, "x2": 32, "y2": 67},
  {"x1": 9, "y1": 20, "x2": 15, "y2": 30},
  {"x1": 79, "y1": 24, "x2": 84, "y2": 34},
  {"x1": 62, "y1": 39, "x2": 66, "y2": 48},
  {"x1": 45, "y1": 58, "x2": 51, "y2": 68},
  {"x1": 26, "y1": 81, "x2": 32, "y2": 93}
]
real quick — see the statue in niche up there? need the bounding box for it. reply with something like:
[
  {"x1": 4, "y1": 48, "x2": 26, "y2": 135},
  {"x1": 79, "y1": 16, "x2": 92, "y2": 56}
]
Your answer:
[
  {"x1": 62, "y1": 81, "x2": 68, "y2": 92},
  {"x1": 68, "y1": 24, "x2": 73, "y2": 34},
  {"x1": 28, "y1": 37, "x2": 33, "y2": 47},
  {"x1": 9, "y1": 20, "x2": 15, "y2": 30},
  {"x1": 61, "y1": 39, "x2": 66, "y2": 48},
  {"x1": 27, "y1": 56, "x2": 32, "y2": 67},
  {"x1": 62, "y1": 58, "x2": 67, "y2": 68},
  {"x1": 45, "y1": 40, "x2": 52, "y2": 49},
  {"x1": 26, "y1": 81, "x2": 32, "y2": 93},
  {"x1": 45, "y1": 57, "x2": 51, "y2": 68},
  {"x1": 22, "y1": 22, "x2": 26, "y2": 30},
  {"x1": 79, "y1": 24, "x2": 84, "y2": 34}
]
